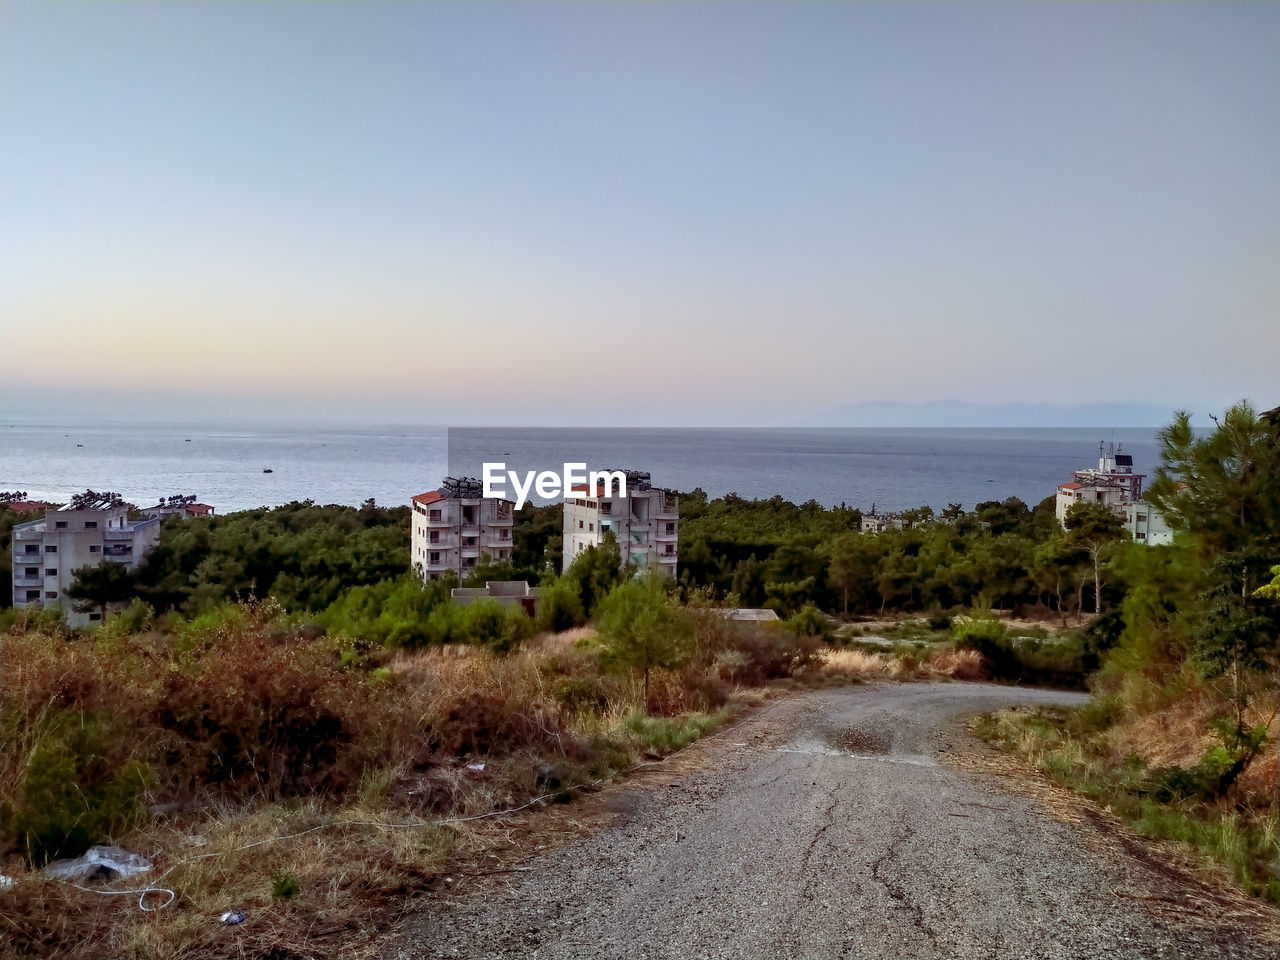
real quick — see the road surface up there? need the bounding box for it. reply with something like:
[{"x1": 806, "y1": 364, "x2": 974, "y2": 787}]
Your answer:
[{"x1": 389, "y1": 682, "x2": 1277, "y2": 959}]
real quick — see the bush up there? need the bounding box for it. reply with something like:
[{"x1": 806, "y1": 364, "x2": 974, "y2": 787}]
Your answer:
[
  {"x1": 2, "y1": 727, "x2": 150, "y2": 865},
  {"x1": 926, "y1": 608, "x2": 953, "y2": 631},
  {"x1": 536, "y1": 578, "x2": 585, "y2": 632},
  {"x1": 785, "y1": 604, "x2": 833, "y2": 640},
  {"x1": 458, "y1": 600, "x2": 533, "y2": 654},
  {"x1": 728, "y1": 622, "x2": 821, "y2": 683}
]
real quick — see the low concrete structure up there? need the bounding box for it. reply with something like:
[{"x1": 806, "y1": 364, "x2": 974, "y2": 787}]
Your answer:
[
  {"x1": 451, "y1": 580, "x2": 544, "y2": 616},
  {"x1": 715, "y1": 608, "x2": 781, "y2": 623}
]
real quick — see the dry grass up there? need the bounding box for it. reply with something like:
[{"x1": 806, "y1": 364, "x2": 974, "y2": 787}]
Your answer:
[
  {"x1": 1105, "y1": 686, "x2": 1280, "y2": 798},
  {"x1": 817, "y1": 646, "x2": 984, "y2": 682}
]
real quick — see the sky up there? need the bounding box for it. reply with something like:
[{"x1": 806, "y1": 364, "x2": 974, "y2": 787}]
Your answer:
[{"x1": 1, "y1": 1, "x2": 1276, "y2": 426}]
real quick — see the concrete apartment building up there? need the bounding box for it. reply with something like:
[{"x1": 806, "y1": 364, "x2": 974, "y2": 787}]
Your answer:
[
  {"x1": 1055, "y1": 443, "x2": 1172, "y2": 545},
  {"x1": 411, "y1": 477, "x2": 515, "y2": 581},
  {"x1": 562, "y1": 470, "x2": 679, "y2": 576},
  {"x1": 11, "y1": 503, "x2": 161, "y2": 625}
]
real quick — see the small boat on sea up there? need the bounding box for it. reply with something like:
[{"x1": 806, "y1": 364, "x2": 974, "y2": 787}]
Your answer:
[{"x1": 263, "y1": 468, "x2": 273, "y2": 473}]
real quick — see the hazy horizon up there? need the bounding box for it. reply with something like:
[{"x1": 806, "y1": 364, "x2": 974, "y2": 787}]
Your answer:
[{"x1": 2, "y1": 2, "x2": 1276, "y2": 426}]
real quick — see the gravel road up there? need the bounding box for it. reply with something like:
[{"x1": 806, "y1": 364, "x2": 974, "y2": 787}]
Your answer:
[{"x1": 389, "y1": 682, "x2": 1277, "y2": 959}]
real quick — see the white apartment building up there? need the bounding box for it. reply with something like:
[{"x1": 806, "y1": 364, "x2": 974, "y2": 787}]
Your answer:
[
  {"x1": 11, "y1": 504, "x2": 160, "y2": 626},
  {"x1": 1055, "y1": 443, "x2": 1170, "y2": 544},
  {"x1": 411, "y1": 477, "x2": 515, "y2": 581},
  {"x1": 1055, "y1": 444, "x2": 1146, "y2": 526},
  {"x1": 562, "y1": 470, "x2": 678, "y2": 576},
  {"x1": 1123, "y1": 501, "x2": 1174, "y2": 545}
]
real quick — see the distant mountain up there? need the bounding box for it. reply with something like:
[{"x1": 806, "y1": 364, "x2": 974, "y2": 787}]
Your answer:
[{"x1": 802, "y1": 401, "x2": 1196, "y2": 429}]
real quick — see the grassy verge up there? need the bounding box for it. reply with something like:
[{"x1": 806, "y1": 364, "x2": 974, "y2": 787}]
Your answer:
[{"x1": 973, "y1": 704, "x2": 1279, "y2": 902}]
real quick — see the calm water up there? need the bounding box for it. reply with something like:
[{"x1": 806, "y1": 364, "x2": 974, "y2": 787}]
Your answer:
[{"x1": 1, "y1": 420, "x2": 1161, "y2": 514}]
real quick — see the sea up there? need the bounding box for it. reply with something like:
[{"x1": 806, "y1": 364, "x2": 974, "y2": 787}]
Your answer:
[{"x1": 0, "y1": 420, "x2": 1164, "y2": 515}]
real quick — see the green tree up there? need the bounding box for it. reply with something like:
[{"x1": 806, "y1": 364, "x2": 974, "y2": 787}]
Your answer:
[
  {"x1": 564, "y1": 534, "x2": 623, "y2": 616},
  {"x1": 826, "y1": 534, "x2": 878, "y2": 614},
  {"x1": 1065, "y1": 502, "x2": 1125, "y2": 614},
  {"x1": 66, "y1": 562, "x2": 136, "y2": 620},
  {"x1": 594, "y1": 571, "x2": 691, "y2": 704}
]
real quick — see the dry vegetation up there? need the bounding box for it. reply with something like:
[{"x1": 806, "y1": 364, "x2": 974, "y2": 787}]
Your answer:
[{"x1": 0, "y1": 601, "x2": 954, "y2": 959}]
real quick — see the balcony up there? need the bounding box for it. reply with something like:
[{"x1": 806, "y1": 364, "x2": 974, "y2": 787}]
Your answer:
[
  {"x1": 654, "y1": 528, "x2": 678, "y2": 542},
  {"x1": 423, "y1": 515, "x2": 455, "y2": 528},
  {"x1": 422, "y1": 535, "x2": 457, "y2": 549},
  {"x1": 460, "y1": 524, "x2": 480, "y2": 538},
  {"x1": 460, "y1": 545, "x2": 482, "y2": 559},
  {"x1": 483, "y1": 535, "x2": 512, "y2": 550},
  {"x1": 12, "y1": 575, "x2": 41, "y2": 587},
  {"x1": 655, "y1": 493, "x2": 679, "y2": 518},
  {"x1": 485, "y1": 505, "x2": 514, "y2": 524}
]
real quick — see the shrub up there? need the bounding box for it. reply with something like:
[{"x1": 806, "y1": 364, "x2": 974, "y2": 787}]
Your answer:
[
  {"x1": 2, "y1": 732, "x2": 150, "y2": 865},
  {"x1": 926, "y1": 607, "x2": 953, "y2": 631},
  {"x1": 785, "y1": 604, "x2": 833, "y2": 640},
  {"x1": 271, "y1": 871, "x2": 302, "y2": 900},
  {"x1": 536, "y1": 578, "x2": 585, "y2": 633}
]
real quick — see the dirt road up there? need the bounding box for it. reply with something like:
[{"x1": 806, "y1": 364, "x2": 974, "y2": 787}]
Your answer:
[{"x1": 389, "y1": 683, "x2": 1277, "y2": 959}]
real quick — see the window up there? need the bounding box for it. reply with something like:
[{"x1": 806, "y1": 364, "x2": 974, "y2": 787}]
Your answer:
[
  {"x1": 45, "y1": 545, "x2": 57, "y2": 553},
  {"x1": 1136, "y1": 513, "x2": 1147, "y2": 522},
  {"x1": 89, "y1": 613, "x2": 102, "y2": 621},
  {"x1": 589, "y1": 523, "x2": 594, "y2": 531},
  {"x1": 600, "y1": 503, "x2": 611, "y2": 514},
  {"x1": 45, "y1": 591, "x2": 58, "y2": 599},
  {"x1": 45, "y1": 568, "x2": 57, "y2": 576},
  {"x1": 25, "y1": 590, "x2": 39, "y2": 601},
  {"x1": 1136, "y1": 532, "x2": 1146, "y2": 540},
  {"x1": 429, "y1": 552, "x2": 440, "y2": 564},
  {"x1": 84, "y1": 521, "x2": 97, "y2": 529},
  {"x1": 89, "y1": 544, "x2": 101, "y2": 553},
  {"x1": 428, "y1": 509, "x2": 441, "y2": 521},
  {"x1": 55, "y1": 521, "x2": 68, "y2": 529},
  {"x1": 24, "y1": 545, "x2": 38, "y2": 554},
  {"x1": 429, "y1": 531, "x2": 440, "y2": 544},
  {"x1": 579, "y1": 520, "x2": 584, "y2": 528},
  {"x1": 24, "y1": 567, "x2": 38, "y2": 577}
]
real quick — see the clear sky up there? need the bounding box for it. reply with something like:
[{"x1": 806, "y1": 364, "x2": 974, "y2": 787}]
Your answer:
[{"x1": 1, "y1": 1, "x2": 1276, "y2": 426}]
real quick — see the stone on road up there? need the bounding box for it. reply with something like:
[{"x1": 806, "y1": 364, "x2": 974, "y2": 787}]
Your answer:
[{"x1": 389, "y1": 682, "x2": 1278, "y2": 959}]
